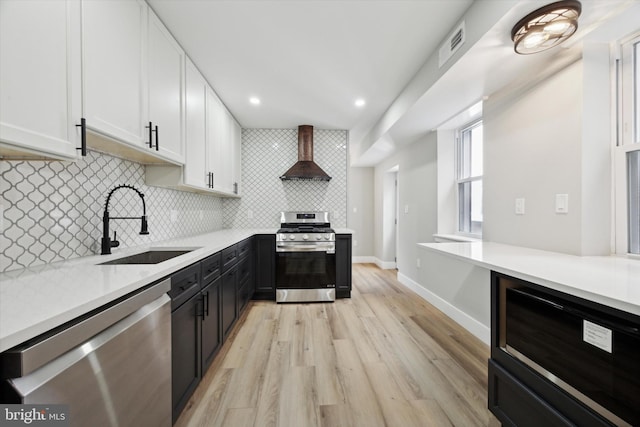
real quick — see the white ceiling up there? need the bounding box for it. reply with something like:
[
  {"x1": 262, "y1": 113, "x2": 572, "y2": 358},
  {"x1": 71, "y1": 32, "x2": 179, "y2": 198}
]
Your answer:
[
  {"x1": 148, "y1": 0, "x2": 640, "y2": 166},
  {"x1": 147, "y1": 0, "x2": 473, "y2": 130}
]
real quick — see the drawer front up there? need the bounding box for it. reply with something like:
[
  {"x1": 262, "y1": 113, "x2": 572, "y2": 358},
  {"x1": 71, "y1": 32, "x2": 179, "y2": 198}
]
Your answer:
[
  {"x1": 238, "y1": 256, "x2": 252, "y2": 285},
  {"x1": 201, "y1": 252, "x2": 222, "y2": 285},
  {"x1": 169, "y1": 263, "x2": 200, "y2": 302},
  {"x1": 237, "y1": 237, "x2": 252, "y2": 260},
  {"x1": 221, "y1": 245, "x2": 238, "y2": 272}
]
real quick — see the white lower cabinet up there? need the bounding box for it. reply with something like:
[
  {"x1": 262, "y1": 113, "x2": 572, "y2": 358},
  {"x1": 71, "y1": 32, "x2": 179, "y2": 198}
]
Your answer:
[{"x1": 0, "y1": 0, "x2": 82, "y2": 160}]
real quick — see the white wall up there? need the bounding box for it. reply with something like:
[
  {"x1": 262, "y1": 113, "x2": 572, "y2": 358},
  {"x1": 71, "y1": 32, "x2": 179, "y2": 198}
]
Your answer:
[
  {"x1": 347, "y1": 166, "x2": 374, "y2": 258},
  {"x1": 374, "y1": 132, "x2": 438, "y2": 278},
  {"x1": 483, "y1": 53, "x2": 611, "y2": 255}
]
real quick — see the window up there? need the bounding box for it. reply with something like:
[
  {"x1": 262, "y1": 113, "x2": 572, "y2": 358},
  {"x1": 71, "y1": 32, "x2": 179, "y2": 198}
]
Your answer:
[
  {"x1": 616, "y1": 32, "x2": 640, "y2": 254},
  {"x1": 456, "y1": 120, "x2": 483, "y2": 235}
]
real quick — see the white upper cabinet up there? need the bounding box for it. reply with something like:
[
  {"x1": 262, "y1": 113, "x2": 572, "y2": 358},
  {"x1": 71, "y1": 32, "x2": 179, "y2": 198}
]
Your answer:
[
  {"x1": 82, "y1": 0, "x2": 147, "y2": 148},
  {"x1": 0, "y1": 0, "x2": 82, "y2": 160},
  {"x1": 231, "y1": 118, "x2": 242, "y2": 196},
  {"x1": 147, "y1": 8, "x2": 185, "y2": 163},
  {"x1": 82, "y1": 0, "x2": 184, "y2": 164},
  {"x1": 183, "y1": 58, "x2": 208, "y2": 189}
]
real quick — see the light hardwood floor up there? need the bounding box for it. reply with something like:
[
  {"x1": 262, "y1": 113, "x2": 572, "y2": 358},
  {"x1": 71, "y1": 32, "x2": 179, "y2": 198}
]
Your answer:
[{"x1": 175, "y1": 263, "x2": 501, "y2": 427}]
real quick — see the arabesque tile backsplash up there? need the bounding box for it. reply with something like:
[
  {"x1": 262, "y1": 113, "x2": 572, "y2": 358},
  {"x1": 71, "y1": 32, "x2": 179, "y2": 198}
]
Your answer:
[
  {"x1": 1, "y1": 128, "x2": 347, "y2": 273},
  {"x1": 1, "y1": 151, "x2": 223, "y2": 272}
]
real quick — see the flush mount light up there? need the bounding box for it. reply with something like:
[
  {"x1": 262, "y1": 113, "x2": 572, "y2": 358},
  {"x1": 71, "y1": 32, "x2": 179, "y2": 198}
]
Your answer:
[
  {"x1": 511, "y1": 0, "x2": 581, "y2": 55},
  {"x1": 249, "y1": 97, "x2": 261, "y2": 105},
  {"x1": 354, "y1": 98, "x2": 366, "y2": 107}
]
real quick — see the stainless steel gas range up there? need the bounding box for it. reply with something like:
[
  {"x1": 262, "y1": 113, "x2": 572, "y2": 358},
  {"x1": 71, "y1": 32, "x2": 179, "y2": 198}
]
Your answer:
[{"x1": 275, "y1": 211, "x2": 336, "y2": 303}]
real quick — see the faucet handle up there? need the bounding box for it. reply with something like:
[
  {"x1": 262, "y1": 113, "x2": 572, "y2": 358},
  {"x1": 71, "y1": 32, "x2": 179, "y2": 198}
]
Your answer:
[{"x1": 111, "y1": 231, "x2": 120, "y2": 248}]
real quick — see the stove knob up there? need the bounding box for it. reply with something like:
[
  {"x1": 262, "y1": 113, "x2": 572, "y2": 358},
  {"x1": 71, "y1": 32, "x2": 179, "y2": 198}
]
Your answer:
[
  {"x1": 289, "y1": 235, "x2": 296, "y2": 240},
  {"x1": 316, "y1": 235, "x2": 322, "y2": 240},
  {"x1": 302, "y1": 234, "x2": 309, "y2": 240},
  {"x1": 324, "y1": 235, "x2": 330, "y2": 240}
]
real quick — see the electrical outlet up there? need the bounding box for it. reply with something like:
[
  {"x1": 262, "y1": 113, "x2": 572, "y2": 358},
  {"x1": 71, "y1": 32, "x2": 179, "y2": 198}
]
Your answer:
[
  {"x1": 515, "y1": 198, "x2": 525, "y2": 215},
  {"x1": 353, "y1": 239, "x2": 358, "y2": 247},
  {"x1": 170, "y1": 210, "x2": 178, "y2": 223},
  {"x1": 247, "y1": 209, "x2": 254, "y2": 219},
  {"x1": 404, "y1": 205, "x2": 409, "y2": 214},
  {"x1": 199, "y1": 210, "x2": 204, "y2": 220},
  {"x1": 416, "y1": 258, "x2": 421, "y2": 268}
]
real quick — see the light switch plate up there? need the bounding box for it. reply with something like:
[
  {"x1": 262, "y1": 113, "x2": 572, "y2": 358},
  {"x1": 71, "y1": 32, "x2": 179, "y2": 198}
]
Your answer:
[
  {"x1": 515, "y1": 198, "x2": 525, "y2": 215},
  {"x1": 556, "y1": 194, "x2": 569, "y2": 214}
]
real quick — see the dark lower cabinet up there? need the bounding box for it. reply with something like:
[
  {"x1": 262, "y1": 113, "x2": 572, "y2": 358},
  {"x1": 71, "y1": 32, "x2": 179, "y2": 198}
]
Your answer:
[
  {"x1": 336, "y1": 234, "x2": 352, "y2": 298},
  {"x1": 254, "y1": 234, "x2": 275, "y2": 300},
  {"x1": 201, "y1": 275, "x2": 221, "y2": 373},
  {"x1": 171, "y1": 293, "x2": 200, "y2": 423},
  {"x1": 171, "y1": 240, "x2": 256, "y2": 423},
  {"x1": 221, "y1": 262, "x2": 238, "y2": 341}
]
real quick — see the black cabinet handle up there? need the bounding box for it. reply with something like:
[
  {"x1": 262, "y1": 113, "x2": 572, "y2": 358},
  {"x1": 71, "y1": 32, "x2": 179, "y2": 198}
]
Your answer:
[
  {"x1": 233, "y1": 182, "x2": 238, "y2": 194},
  {"x1": 204, "y1": 292, "x2": 209, "y2": 317},
  {"x1": 146, "y1": 121, "x2": 153, "y2": 148},
  {"x1": 75, "y1": 118, "x2": 86, "y2": 156},
  {"x1": 154, "y1": 125, "x2": 159, "y2": 151}
]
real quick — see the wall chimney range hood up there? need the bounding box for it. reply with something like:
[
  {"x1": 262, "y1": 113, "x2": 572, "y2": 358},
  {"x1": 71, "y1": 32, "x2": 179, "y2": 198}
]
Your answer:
[{"x1": 280, "y1": 125, "x2": 331, "y2": 181}]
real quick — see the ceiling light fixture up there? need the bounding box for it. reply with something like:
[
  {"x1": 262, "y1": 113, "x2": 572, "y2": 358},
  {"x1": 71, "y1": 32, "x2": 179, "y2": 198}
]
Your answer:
[
  {"x1": 354, "y1": 98, "x2": 366, "y2": 107},
  {"x1": 511, "y1": 0, "x2": 581, "y2": 55},
  {"x1": 249, "y1": 97, "x2": 261, "y2": 105}
]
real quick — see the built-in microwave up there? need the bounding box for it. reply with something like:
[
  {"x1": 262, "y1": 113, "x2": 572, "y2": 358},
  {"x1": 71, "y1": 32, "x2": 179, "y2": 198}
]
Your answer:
[{"x1": 493, "y1": 274, "x2": 640, "y2": 426}]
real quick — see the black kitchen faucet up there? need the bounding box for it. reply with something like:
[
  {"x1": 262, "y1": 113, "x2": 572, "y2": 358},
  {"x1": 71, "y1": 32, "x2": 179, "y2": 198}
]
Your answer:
[{"x1": 101, "y1": 185, "x2": 149, "y2": 255}]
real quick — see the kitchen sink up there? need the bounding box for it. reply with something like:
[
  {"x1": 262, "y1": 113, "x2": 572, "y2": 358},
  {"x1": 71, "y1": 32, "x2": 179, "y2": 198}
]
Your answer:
[{"x1": 99, "y1": 249, "x2": 196, "y2": 265}]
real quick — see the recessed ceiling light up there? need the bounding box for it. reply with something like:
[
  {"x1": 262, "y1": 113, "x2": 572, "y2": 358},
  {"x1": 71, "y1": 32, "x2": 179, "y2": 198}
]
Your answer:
[
  {"x1": 355, "y1": 98, "x2": 366, "y2": 107},
  {"x1": 249, "y1": 97, "x2": 261, "y2": 105}
]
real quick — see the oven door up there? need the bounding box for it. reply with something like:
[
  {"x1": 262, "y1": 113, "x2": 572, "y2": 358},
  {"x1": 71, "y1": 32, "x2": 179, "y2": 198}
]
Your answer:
[{"x1": 275, "y1": 244, "x2": 336, "y2": 302}]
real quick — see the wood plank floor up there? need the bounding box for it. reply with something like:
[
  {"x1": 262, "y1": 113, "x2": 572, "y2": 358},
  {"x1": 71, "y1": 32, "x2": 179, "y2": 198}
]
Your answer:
[{"x1": 175, "y1": 264, "x2": 501, "y2": 427}]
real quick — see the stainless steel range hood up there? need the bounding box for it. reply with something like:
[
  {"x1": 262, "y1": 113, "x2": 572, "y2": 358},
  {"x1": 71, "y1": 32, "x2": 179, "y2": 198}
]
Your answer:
[{"x1": 280, "y1": 125, "x2": 331, "y2": 181}]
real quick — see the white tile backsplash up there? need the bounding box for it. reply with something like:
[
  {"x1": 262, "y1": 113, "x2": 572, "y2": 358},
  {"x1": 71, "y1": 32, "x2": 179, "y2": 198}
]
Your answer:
[
  {"x1": 223, "y1": 128, "x2": 347, "y2": 229},
  {"x1": 1, "y1": 127, "x2": 348, "y2": 272},
  {"x1": 0, "y1": 151, "x2": 223, "y2": 272}
]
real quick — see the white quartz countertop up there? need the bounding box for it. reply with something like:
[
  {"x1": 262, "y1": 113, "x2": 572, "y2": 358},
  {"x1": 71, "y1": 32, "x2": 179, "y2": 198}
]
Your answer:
[
  {"x1": 0, "y1": 228, "x2": 283, "y2": 352},
  {"x1": 418, "y1": 241, "x2": 640, "y2": 317}
]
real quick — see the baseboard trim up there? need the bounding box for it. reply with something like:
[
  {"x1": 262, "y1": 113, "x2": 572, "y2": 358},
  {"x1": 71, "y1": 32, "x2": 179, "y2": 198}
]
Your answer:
[
  {"x1": 353, "y1": 256, "x2": 375, "y2": 264},
  {"x1": 397, "y1": 272, "x2": 490, "y2": 345},
  {"x1": 374, "y1": 258, "x2": 397, "y2": 270}
]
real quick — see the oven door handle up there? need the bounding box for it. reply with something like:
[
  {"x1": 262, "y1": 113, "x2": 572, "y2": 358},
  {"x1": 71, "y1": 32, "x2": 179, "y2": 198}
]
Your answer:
[{"x1": 276, "y1": 245, "x2": 335, "y2": 253}]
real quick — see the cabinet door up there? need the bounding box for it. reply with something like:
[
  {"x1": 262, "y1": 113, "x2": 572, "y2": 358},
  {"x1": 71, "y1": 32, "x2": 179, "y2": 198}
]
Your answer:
[
  {"x1": 336, "y1": 234, "x2": 352, "y2": 298},
  {"x1": 231, "y1": 116, "x2": 242, "y2": 195},
  {"x1": 148, "y1": 9, "x2": 184, "y2": 163},
  {"x1": 171, "y1": 294, "x2": 201, "y2": 423},
  {"x1": 221, "y1": 267, "x2": 237, "y2": 340},
  {"x1": 206, "y1": 91, "x2": 225, "y2": 192},
  {"x1": 201, "y1": 277, "x2": 221, "y2": 373},
  {"x1": 0, "y1": 0, "x2": 81, "y2": 160},
  {"x1": 184, "y1": 59, "x2": 208, "y2": 189},
  {"x1": 254, "y1": 235, "x2": 276, "y2": 300},
  {"x1": 82, "y1": 0, "x2": 147, "y2": 146}
]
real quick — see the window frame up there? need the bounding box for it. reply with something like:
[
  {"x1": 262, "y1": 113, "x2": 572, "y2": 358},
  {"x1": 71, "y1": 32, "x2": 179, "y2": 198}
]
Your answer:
[
  {"x1": 455, "y1": 119, "x2": 483, "y2": 237},
  {"x1": 614, "y1": 31, "x2": 640, "y2": 256}
]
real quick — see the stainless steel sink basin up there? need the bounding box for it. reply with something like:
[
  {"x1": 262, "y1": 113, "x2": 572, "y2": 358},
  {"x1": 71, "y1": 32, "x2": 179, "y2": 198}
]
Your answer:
[{"x1": 99, "y1": 250, "x2": 194, "y2": 265}]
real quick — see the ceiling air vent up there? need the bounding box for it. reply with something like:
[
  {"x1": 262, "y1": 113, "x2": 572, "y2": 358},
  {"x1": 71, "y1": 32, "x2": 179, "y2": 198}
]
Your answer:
[{"x1": 439, "y1": 21, "x2": 465, "y2": 68}]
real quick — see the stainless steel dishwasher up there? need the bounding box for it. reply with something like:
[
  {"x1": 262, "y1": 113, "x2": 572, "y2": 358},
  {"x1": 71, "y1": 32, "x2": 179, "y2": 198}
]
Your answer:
[{"x1": 0, "y1": 278, "x2": 172, "y2": 427}]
